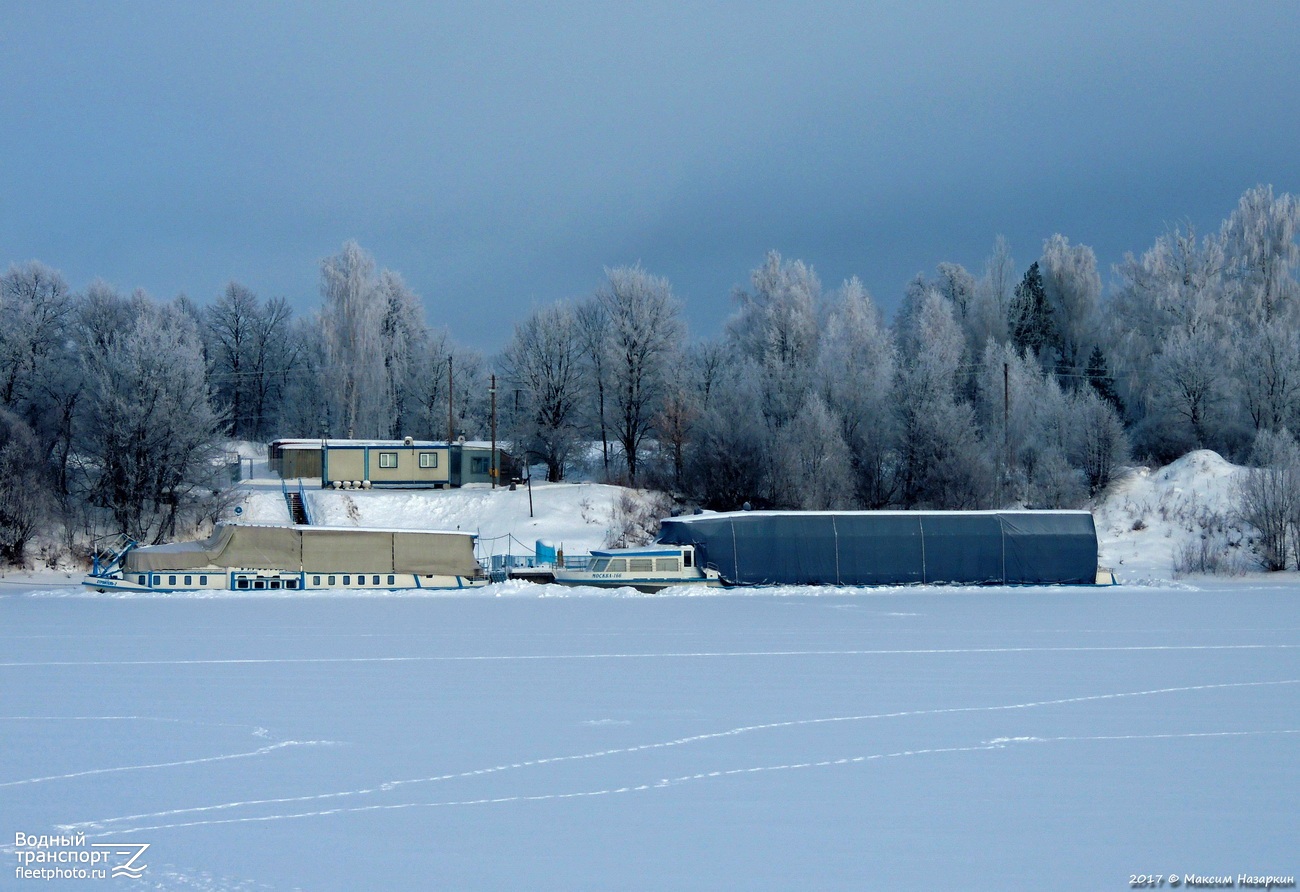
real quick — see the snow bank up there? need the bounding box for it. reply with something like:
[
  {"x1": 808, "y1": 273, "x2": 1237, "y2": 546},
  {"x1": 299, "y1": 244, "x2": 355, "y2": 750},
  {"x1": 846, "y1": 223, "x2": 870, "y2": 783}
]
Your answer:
[{"x1": 1093, "y1": 450, "x2": 1251, "y2": 582}]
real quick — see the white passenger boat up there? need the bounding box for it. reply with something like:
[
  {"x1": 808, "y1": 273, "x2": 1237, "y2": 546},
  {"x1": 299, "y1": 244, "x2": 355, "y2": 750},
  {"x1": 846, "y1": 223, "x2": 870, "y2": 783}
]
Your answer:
[
  {"x1": 83, "y1": 523, "x2": 490, "y2": 593},
  {"x1": 551, "y1": 544, "x2": 721, "y2": 593}
]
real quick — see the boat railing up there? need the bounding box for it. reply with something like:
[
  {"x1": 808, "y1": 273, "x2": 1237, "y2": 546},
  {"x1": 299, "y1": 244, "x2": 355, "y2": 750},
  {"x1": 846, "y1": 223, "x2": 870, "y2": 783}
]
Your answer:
[
  {"x1": 88, "y1": 533, "x2": 138, "y2": 578},
  {"x1": 478, "y1": 532, "x2": 591, "y2": 581}
]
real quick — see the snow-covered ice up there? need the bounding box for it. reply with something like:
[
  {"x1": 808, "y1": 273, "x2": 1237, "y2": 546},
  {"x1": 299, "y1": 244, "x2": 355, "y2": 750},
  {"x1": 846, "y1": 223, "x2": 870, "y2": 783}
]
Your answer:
[{"x1": 2, "y1": 580, "x2": 1297, "y2": 890}]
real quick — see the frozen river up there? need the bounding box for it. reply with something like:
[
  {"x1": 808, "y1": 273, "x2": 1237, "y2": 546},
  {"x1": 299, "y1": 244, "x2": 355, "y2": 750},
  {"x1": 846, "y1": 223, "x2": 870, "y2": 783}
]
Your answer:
[{"x1": 2, "y1": 581, "x2": 1297, "y2": 890}]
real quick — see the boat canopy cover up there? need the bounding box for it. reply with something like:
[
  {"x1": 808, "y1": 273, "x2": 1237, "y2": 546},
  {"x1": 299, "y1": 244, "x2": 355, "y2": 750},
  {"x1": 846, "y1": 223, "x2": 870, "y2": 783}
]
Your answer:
[
  {"x1": 122, "y1": 524, "x2": 478, "y2": 576},
  {"x1": 655, "y1": 510, "x2": 1098, "y2": 586}
]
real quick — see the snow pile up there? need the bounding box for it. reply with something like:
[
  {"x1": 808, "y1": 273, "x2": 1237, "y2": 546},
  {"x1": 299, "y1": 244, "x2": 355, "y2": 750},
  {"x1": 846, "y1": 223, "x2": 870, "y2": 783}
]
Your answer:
[{"x1": 1093, "y1": 450, "x2": 1251, "y2": 582}]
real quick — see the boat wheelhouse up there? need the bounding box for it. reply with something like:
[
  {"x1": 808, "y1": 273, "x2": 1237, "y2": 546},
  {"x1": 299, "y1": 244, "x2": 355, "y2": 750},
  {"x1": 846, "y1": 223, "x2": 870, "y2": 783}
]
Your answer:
[
  {"x1": 550, "y1": 544, "x2": 721, "y2": 593},
  {"x1": 84, "y1": 523, "x2": 490, "y2": 593}
]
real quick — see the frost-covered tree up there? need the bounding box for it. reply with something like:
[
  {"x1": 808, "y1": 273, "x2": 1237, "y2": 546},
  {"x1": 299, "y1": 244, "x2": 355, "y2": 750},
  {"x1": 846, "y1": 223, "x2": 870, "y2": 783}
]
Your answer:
[
  {"x1": 500, "y1": 301, "x2": 585, "y2": 481},
  {"x1": 1221, "y1": 184, "x2": 1300, "y2": 325},
  {"x1": 1150, "y1": 327, "x2": 1230, "y2": 454},
  {"x1": 1110, "y1": 225, "x2": 1231, "y2": 458},
  {"x1": 1040, "y1": 234, "x2": 1101, "y2": 377},
  {"x1": 1071, "y1": 389, "x2": 1129, "y2": 496},
  {"x1": 75, "y1": 293, "x2": 225, "y2": 542},
  {"x1": 895, "y1": 293, "x2": 989, "y2": 507},
  {"x1": 1009, "y1": 261, "x2": 1056, "y2": 362},
  {"x1": 818, "y1": 277, "x2": 897, "y2": 507},
  {"x1": 772, "y1": 393, "x2": 853, "y2": 509},
  {"x1": 377, "y1": 270, "x2": 428, "y2": 439},
  {"x1": 595, "y1": 265, "x2": 684, "y2": 485},
  {"x1": 1237, "y1": 428, "x2": 1300, "y2": 571},
  {"x1": 573, "y1": 296, "x2": 613, "y2": 477},
  {"x1": 320, "y1": 241, "x2": 388, "y2": 438},
  {"x1": 0, "y1": 409, "x2": 50, "y2": 564},
  {"x1": 968, "y1": 235, "x2": 1015, "y2": 348},
  {"x1": 204, "y1": 282, "x2": 292, "y2": 441},
  {"x1": 727, "y1": 251, "x2": 821, "y2": 430},
  {"x1": 1236, "y1": 314, "x2": 1300, "y2": 435},
  {"x1": 684, "y1": 365, "x2": 767, "y2": 510}
]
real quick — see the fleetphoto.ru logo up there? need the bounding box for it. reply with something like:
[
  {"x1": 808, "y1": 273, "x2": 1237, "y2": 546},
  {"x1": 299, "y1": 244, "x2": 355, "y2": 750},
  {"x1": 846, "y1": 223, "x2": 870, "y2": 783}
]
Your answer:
[
  {"x1": 91, "y1": 843, "x2": 149, "y2": 879},
  {"x1": 13, "y1": 832, "x2": 149, "y2": 881}
]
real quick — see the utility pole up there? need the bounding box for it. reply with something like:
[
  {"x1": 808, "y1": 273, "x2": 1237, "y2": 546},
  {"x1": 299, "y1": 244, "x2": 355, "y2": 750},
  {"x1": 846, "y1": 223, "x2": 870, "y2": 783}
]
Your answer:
[
  {"x1": 489, "y1": 373, "x2": 497, "y2": 489},
  {"x1": 1003, "y1": 361, "x2": 1010, "y2": 502},
  {"x1": 447, "y1": 356, "x2": 454, "y2": 444}
]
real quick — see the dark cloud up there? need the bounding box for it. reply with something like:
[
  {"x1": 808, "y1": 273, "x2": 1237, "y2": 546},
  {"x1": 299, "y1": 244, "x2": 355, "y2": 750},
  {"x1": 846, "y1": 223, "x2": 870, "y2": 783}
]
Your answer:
[{"x1": 2, "y1": 2, "x2": 1297, "y2": 349}]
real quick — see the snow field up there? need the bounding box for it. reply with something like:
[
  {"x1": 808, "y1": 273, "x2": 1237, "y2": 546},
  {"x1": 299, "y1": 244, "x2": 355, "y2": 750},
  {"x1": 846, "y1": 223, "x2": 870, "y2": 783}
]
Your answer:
[{"x1": 2, "y1": 587, "x2": 1297, "y2": 890}]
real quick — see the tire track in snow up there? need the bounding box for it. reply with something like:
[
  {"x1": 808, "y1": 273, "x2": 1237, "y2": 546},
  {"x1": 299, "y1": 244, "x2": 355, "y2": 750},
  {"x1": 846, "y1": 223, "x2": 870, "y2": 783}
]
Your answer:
[
  {"x1": 60, "y1": 678, "x2": 1299, "y2": 832},
  {"x1": 3, "y1": 642, "x2": 1299, "y2": 668},
  {"x1": 0, "y1": 740, "x2": 339, "y2": 788},
  {"x1": 71, "y1": 728, "x2": 1300, "y2": 835}
]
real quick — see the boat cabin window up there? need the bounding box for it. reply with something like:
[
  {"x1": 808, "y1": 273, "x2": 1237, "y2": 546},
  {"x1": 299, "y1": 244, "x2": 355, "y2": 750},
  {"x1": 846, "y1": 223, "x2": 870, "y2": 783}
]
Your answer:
[
  {"x1": 589, "y1": 558, "x2": 609, "y2": 572},
  {"x1": 629, "y1": 558, "x2": 654, "y2": 572},
  {"x1": 607, "y1": 559, "x2": 627, "y2": 572},
  {"x1": 378, "y1": 452, "x2": 398, "y2": 469},
  {"x1": 655, "y1": 558, "x2": 680, "y2": 572}
]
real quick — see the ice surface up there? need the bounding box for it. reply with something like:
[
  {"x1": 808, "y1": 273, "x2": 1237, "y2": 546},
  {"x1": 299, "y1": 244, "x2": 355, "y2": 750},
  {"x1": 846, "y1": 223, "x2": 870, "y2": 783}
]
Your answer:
[{"x1": 2, "y1": 581, "x2": 1297, "y2": 890}]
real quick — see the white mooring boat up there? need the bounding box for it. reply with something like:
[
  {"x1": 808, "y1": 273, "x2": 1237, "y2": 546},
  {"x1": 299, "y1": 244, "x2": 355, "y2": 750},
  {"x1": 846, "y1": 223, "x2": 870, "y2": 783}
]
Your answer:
[
  {"x1": 550, "y1": 544, "x2": 722, "y2": 593},
  {"x1": 84, "y1": 523, "x2": 490, "y2": 593}
]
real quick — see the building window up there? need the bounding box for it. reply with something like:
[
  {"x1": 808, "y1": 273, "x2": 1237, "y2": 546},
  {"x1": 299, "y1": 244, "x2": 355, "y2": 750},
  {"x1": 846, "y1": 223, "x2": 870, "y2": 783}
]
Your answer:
[
  {"x1": 343, "y1": 575, "x2": 351, "y2": 585},
  {"x1": 471, "y1": 456, "x2": 490, "y2": 474},
  {"x1": 387, "y1": 575, "x2": 395, "y2": 586},
  {"x1": 168, "y1": 575, "x2": 177, "y2": 586},
  {"x1": 328, "y1": 575, "x2": 336, "y2": 586},
  {"x1": 419, "y1": 452, "x2": 438, "y2": 468},
  {"x1": 199, "y1": 575, "x2": 208, "y2": 585},
  {"x1": 378, "y1": 452, "x2": 398, "y2": 469},
  {"x1": 184, "y1": 575, "x2": 192, "y2": 585},
  {"x1": 372, "y1": 575, "x2": 380, "y2": 586},
  {"x1": 313, "y1": 575, "x2": 321, "y2": 586},
  {"x1": 237, "y1": 579, "x2": 250, "y2": 590}
]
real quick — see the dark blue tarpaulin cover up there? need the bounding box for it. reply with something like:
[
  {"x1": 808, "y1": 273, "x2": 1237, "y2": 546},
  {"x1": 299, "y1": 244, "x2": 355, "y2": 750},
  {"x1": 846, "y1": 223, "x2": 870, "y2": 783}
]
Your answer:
[{"x1": 655, "y1": 511, "x2": 1098, "y2": 586}]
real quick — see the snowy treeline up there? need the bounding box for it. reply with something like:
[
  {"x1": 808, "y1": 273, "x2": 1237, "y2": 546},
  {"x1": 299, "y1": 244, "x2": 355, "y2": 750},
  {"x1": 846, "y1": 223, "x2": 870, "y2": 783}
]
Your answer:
[{"x1": 1, "y1": 186, "x2": 1299, "y2": 564}]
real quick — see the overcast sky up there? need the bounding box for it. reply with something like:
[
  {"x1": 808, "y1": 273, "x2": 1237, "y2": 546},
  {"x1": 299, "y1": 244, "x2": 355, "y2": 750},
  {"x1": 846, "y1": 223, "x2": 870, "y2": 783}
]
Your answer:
[{"x1": 3, "y1": 2, "x2": 1298, "y2": 350}]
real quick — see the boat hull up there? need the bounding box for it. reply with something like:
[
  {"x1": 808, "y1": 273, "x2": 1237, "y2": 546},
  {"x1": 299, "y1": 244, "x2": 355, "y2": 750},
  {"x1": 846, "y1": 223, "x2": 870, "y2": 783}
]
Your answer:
[{"x1": 83, "y1": 569, "x2": 489, "y2": 593}]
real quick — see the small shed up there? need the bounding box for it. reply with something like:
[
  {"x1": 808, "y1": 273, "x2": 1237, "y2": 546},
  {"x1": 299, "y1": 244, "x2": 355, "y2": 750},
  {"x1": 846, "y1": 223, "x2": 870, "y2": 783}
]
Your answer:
[{"x1": 268, "y1": 439, "x2": 325, "y2": 478}]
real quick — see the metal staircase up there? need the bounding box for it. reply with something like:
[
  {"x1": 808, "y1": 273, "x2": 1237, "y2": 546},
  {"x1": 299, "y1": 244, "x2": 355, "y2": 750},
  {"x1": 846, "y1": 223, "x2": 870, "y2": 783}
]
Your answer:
[{"x1": 281, "y1": 479, "x2": 311, "y2": 525}]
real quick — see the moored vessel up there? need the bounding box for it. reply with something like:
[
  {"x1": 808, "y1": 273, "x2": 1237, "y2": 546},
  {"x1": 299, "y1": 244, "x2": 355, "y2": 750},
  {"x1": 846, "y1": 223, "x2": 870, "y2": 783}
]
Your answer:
[
  {"x1": 83, "y1": 523, "x2": 490, "y2": 593},
  {"x1": 550, "y1": 544, "x2": 722, "y2": 593}
]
